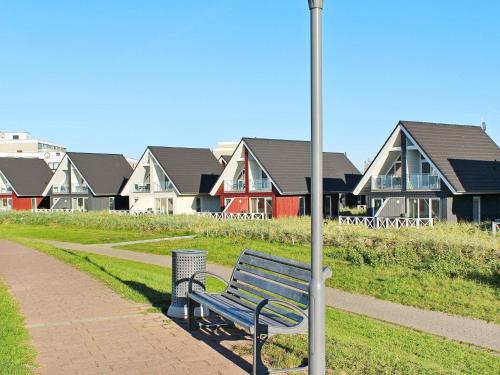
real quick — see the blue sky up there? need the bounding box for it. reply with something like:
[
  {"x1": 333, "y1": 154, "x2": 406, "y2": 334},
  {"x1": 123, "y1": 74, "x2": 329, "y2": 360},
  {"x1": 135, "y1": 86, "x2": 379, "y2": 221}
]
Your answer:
[{"x1": 1, "y1": 1, "x2": 499, "y2": 169}]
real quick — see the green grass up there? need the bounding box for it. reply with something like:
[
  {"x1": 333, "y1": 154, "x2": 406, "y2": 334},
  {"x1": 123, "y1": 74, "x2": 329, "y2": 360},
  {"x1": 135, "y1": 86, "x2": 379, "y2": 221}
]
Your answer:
[
  {"x1": 118, "y1": 236, "x2": 500, "y2": 323},
  {"x1": 16, "y1": 239, "x2": 500, "y2": 375},
  {"x1": 0, "y1": 278, "x2": 37, "y2": 375},
  {"x1": 0, "y1": 224, "x2": 169, "y2": 244}
]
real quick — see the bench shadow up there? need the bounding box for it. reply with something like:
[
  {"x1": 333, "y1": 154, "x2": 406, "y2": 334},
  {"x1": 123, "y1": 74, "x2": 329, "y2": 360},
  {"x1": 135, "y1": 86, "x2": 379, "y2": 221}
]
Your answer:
[{"x1": 71, "y1": 251, "x2": 252, "y2": 373}]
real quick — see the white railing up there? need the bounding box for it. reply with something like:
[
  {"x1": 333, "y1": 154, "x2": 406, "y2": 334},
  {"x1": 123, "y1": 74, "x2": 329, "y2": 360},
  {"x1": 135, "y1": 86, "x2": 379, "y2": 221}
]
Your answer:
[
  {"x1": 72, "y1": 185, "x2": 89, "y2": 193},
  {"x1": 493, "y1": 220, "x2": 500, "y2": 235},
  {"x1": 134, "y1": 183, "x2": 151, "y2": 193},
  {"x1": 371, "y1": 175, "x2": 402, "y2": 190},
  {"x1": 339, "y1": 215, "x2": 434, "y2": 229},
  {"x1": 224, "y1": 180, "x2": 245, "y2": 192},
  {"x1": 250, "y1": 179, "x2": 272, "y2": 192},
  {"x1": 34, "y1": 208, "x2": 81, "y2": 213},
  {"x1": 407, "y1": 174, "x2": 440, "y2": 190},
  {"x1": 153, "y1": 182, "x2": 175, "y2": 193},
  {"x1": 198, "y1": 212, "x2": 266, "y2": 220},
  {"x1": 0, "y1": 187, "x2": 12, "y2": 193},
  {"x1": 109, "y1": 209, "x2": 155, "y2": 216},
  {"x1": 53, "y1": 185, "x2": 70, "y2": 193}
]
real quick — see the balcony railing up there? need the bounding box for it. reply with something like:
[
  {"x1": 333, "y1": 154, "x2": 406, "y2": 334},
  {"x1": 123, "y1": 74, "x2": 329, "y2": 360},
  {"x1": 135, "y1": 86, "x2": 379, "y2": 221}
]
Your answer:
[
  {"x1": 407, "y1": 174, "x2": 440, "y2": 190},
  {"x1": 53, "y1": 185, "x2": 70, "y2": 193},
  {"x1": 224, "y1": 180, "x2": 245, "y2": 192},
  {"x1": 153, "y1": 182, "x2": 175, "y2": 192},
  {"x1": 250, "y1": 179, "x2": 272, "y2": 192},
  {"x1": 372, "y1": 175, "x2": 402, "y2": 190},
  {"x1": 134, "y1": 183, "x2": 151, "y2": 193},
  {"x1": 0, "y1": 186, "x2": 12, "y2": 194},
  {"x1": 72, "y1": 185, "x2": 89, "y2": 193}
]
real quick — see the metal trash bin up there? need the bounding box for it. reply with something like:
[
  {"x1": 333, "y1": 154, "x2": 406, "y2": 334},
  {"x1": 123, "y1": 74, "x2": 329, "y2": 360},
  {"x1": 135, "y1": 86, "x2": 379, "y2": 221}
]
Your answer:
[{"x1": 167, "y1": 249, "x2": 208, "y2": 319}]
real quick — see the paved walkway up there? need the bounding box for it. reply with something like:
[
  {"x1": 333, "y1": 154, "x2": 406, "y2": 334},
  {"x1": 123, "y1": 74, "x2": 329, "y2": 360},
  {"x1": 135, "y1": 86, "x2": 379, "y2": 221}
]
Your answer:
[
  {"x1": 0, "y1": 241, "x2": 247, "y2": 375},
  {"x1": 45, "y1": 239, "x2": 500, "y2": 352}
]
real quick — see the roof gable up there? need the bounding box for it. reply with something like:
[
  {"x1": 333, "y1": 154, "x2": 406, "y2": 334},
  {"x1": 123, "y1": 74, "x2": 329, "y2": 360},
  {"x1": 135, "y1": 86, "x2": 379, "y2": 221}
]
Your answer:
[
  {"x1": 0, "y1": 158, "x2": 53, "y2": 196},
  {"x1": 401, "y1": 121, "x2": 500, "y2": 193},
  {"x1": 148, "y1": 147, "x2": 222, "y2": 195},
  {"x1": 212, "y1": 138, "x2": 361, "y2": 195},
  {"x1": 67, "y1": 152, "x2": 133, "y2": 196}
]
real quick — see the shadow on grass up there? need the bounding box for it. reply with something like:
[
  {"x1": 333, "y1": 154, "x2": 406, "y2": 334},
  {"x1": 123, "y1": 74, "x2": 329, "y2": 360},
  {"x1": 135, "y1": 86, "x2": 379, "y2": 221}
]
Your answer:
[{"x1": 61, "y1": 249, "x2": 252, "y2": 373}]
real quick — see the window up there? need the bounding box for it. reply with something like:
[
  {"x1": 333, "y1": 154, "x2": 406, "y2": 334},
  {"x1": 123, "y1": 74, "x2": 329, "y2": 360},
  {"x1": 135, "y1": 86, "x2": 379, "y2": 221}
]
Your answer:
[
  {"x1": 407, "y1": 198, "x2": 440, "y2": 220},
  {"x1": 167, "y1": 198, "x2": 174, "y2": 215},
  {"x1": 372, "y1": 198, "x2": 384, "y2": 215},
  {"x1": 72, "y1": 197, "x2": 88, "y2": 211},
  {"x1": 473, "y1": 196, "x2": 481, "y2": 223},
  {"x1": 299, "y1": 196, "x2": 306, "y2": 216},
  {"x1": 109, "y1": 197, "x2": 115, "y2": 210},
  {"x1": 387, "y1": 156, "x2": 402, "y2": 176},
  {"x1": 250, "y1": 197, "x2": 273, "y2": 218},
  {"x1": 13, "y1": 135, "x2": 19, "y2": 140},
  {"x1": 31, "y1": 198, "x2": 37, "y2": 210},
  {"x1": 224, "y1": 198, "x2": 233, "y2": 210},
  {"x1": 195, "y1": 197, "x2": 202, "y2": 212},
  {"x1": 0, "y1": 198, "x2": 12, "y2": 211},
  {"x1": 324, "y1": 195, "x2": 332, "y2": 218}
]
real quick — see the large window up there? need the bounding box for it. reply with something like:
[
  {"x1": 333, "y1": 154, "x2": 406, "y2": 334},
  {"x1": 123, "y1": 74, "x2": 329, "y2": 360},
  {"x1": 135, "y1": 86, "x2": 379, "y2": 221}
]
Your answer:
[
  {"x1": 407, "y1": 198, "x2": 440, "y2": 220},
  {"x1": 72, "y1": 197, "x2": 88, "y2": 212},
  {"x1": 299, "y1": 196, "x2": 306, "y2": 216},
  {"x1": 0, "y1": 198, "x2": 12, "y2": 211},
  {"x1": 250, "y1": 197, "x2": 272, "y2": 218}
]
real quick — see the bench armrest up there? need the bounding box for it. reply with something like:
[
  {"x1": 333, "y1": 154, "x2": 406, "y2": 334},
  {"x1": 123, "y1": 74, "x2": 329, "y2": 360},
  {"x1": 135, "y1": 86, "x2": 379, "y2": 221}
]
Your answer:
[
  {"x1": 188, "y1": 271, "x2": 229, "y2": 294},
  {"x1": 254, "y1": 298, "x2": 308, "y2": 328}
]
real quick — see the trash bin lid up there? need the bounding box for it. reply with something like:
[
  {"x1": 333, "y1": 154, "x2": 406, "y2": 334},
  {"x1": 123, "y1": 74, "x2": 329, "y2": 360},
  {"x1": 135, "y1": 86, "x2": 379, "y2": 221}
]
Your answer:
[{"x1": 171, "y1": 249, "x2": 207, "y2": 256}]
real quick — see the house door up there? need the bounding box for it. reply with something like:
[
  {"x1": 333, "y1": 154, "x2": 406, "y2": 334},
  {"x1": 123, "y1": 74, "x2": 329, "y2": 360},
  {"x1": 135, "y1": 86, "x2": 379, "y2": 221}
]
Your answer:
[
  {"x1": 473, "y1": 196, "x2": 481, "y2": 223},
  {"x1": 324, "y1": 196, "x2": 332, "y2": 218}
]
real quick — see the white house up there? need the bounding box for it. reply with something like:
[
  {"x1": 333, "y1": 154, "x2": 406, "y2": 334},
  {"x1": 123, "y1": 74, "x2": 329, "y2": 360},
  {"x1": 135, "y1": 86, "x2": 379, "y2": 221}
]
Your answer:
[
  {"x1": 0, "y1": 131, "x2": 67, "y2": 170},
  {"x1": 121, "y1": 146, "x2": 223, "y2": 215}
]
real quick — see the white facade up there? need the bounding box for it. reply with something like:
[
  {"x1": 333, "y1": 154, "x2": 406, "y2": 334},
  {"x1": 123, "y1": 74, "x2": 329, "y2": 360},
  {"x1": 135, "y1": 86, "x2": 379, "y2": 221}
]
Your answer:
[
  {"x1": 0, "y1": 131, "x2": 67, "y2": 170},
  {"x1": 212, "y1": 141, "x2": 238, "y2": 160},
  {"x1": 121, "y1": 148, "x2": 220, "y2": 215}
]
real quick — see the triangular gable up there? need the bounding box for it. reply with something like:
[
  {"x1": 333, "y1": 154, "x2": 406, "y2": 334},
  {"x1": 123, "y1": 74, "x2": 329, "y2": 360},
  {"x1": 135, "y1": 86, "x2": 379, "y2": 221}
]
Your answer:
[
  {"x1": 353, "y1": 122, "x2": 457, "y2": 195},
  {"x1": 42, "y1": 154, "x2": 96, "y2": 196}
]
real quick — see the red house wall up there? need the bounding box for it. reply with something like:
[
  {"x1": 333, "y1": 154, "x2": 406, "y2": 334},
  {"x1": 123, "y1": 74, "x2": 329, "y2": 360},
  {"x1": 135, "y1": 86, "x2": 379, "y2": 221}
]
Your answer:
[
  {"x1": 13, "y1": 195, "x2": 43, "y2": 210},
  {"x1": 275, "y1": 196, "x2": 300, "y2": 217}
]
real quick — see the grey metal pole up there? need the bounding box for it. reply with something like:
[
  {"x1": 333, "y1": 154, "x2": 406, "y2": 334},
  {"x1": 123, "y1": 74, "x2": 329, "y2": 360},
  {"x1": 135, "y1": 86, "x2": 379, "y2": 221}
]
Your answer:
[{"x1": 308, "y1": 1, "x2": 325, "y2": 374}]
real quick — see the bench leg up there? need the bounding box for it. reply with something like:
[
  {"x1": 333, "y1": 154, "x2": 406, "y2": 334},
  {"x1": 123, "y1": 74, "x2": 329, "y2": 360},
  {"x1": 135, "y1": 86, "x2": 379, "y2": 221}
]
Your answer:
[
  {"x1": 252, "y1": 325, "x2": 269, "y2": 375},
  {"x1": 187, "y1": 297, "x2": 198, "y2": 331}
]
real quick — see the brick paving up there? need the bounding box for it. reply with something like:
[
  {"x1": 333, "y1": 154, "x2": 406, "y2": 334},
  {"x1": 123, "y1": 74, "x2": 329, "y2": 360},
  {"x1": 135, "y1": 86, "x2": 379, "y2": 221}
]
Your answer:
[
  {"x1": 0, "y1": 240, "x2": 248, "y2": 375},
  {"x1": 45, "y1": 239, "x2": 500, "y2": 352}
]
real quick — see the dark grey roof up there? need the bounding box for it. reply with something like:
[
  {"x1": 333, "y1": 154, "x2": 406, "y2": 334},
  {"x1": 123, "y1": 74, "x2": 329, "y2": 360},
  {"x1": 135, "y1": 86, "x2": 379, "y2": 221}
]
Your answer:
[
  {"x1": 0, "y1": 158, "x2": 53, "y2": 196},
  {"x1": 243, "y1": 138, "x2": 361, "y2": 194},
  {"x1": 148, "y1": 147, "x2": 223, "y2": 194},
  {"x1": 401, "y1": 121, "x2": 500, "y2": 193},
  {"x1": 219, "y1": 155, "x2": 231, "y2": 164},
  {"x1": 67, "y1": 152, "x2": 133, "y2": 196}
]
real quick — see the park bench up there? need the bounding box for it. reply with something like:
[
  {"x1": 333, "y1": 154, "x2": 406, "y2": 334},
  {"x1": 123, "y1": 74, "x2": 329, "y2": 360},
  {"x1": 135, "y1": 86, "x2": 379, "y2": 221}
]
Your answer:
[{"x1": 187, "y1": 249, "x2": 332, "y2": 375}]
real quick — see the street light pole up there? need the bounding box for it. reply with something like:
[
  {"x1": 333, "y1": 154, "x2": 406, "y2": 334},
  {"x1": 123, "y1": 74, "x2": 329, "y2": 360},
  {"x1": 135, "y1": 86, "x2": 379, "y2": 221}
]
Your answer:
[{"x1": 308, "y1": 1, "x2": 325, "y2": 374}]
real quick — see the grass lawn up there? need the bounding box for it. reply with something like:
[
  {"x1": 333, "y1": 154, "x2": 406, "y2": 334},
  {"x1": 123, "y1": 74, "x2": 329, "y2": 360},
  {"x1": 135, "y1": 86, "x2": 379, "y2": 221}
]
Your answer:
[
  {"x1": 118, "y1": 236, "x2": 500, "y2": 324},
  {"x1": 0, "y1": 224, "x2": 170, "y2": 244},
  {"x1": 15, "y1": 238, "x2": 500, "y2": 375},
  {"x1": 0, "y1": 278, "x2": 37, "y2": 375}
]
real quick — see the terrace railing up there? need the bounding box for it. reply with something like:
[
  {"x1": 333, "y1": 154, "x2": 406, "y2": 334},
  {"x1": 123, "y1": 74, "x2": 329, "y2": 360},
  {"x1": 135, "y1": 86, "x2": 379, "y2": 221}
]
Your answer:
[
  {"x1": 0, "y1": 186, "x2": 12, "y2": 193},
  {"x1": 250, "y1": 179, "x2": 272, "y2": 192},
  {"x1": 153, "y1": 182, "x2": 175, "y2": 193},
  {"x1": 72, "y1": 185, "x2": 89, "y2": 193},
  {"x1": 407, "y1": 174, "x2": 440, "y2": 190},
  {"x1": 53, "y1": 185, "x2": 70, "y2": 193},
  {"x1": 198, "y1": 212, "x2": 266, "y2": 220},
  {"x1": 224, "y1": 180, "x2": 245, "y2": 192},
  {"x1": 339, "y1": 215, "x2": 433, "y2": 229},
  {"x1": 493, "y1": 220, "x2": 500, "y2": 235},
  {"x1": 134, "y1": 183, "x2": 151, "y2": 193},
  {"x1": 371, "y1": 175, "x2": 402, "y2": 190}
]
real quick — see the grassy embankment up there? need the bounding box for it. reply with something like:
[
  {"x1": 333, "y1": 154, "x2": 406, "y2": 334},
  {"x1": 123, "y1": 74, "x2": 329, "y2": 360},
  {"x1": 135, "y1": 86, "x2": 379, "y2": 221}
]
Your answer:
[
  {"x1": 1, "y1": 212, "x2": 497, "y2": 323},
  {"x1": 13, "y1": 238, "x2": 500, "y2": 375},
  {"x1": 0, "y1": 278, "x2": 37, "y2": 374}
]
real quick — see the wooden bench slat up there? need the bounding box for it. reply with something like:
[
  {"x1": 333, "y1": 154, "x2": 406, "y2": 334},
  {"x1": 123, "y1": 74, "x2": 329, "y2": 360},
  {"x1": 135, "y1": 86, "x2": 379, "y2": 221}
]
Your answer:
[
  {"x1": 238, "y1": 255, "x2": 311, "y2": 282},
  {"x1": 243, "y1": 249, "x2": 311, "y2": 271},
  {"x1": 221, "y1": 292, "x2": 294, "y2": 328},
  {"x1": 225, "y1": 285, "x2": 303, "y2": 323},
  {"x1": 232, "y1": 270, "x2": 309, "y2": 305},
  {"x1": 236, "y1": 264, "x2": 309, "y2": 292}
]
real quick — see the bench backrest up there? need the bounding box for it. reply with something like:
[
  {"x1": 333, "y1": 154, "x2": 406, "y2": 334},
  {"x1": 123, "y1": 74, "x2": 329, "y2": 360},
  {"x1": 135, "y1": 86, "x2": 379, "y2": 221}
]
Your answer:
[{"x1": 223, "y1": 249, "x2": 313, "y2": 326}]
